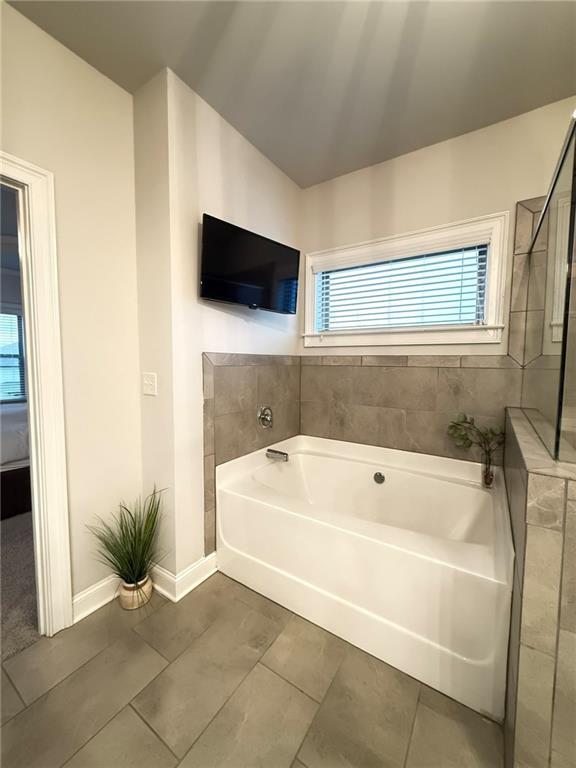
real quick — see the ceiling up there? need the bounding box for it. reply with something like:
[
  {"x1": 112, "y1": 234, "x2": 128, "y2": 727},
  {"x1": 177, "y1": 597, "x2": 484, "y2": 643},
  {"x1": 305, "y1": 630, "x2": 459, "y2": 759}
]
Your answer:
[{"x1": 9, "y1": 1, "x2": 576, "y2": 187}]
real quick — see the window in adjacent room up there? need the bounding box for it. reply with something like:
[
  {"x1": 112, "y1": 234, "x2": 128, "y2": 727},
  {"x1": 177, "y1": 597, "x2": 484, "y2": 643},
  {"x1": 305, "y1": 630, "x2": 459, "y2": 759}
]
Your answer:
[
  {"x1": 304, "y1": 212, "x2": 509, "y2": 347},
  {"x1": 0, "y1": 312, "x2": 26, "y2": 401}
]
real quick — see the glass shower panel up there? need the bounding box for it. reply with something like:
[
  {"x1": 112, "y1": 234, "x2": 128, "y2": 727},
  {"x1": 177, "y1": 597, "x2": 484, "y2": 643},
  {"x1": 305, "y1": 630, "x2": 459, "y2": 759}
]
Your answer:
[
  {"x1": 558, "y1": 168, "x2": 576, "y2": 462},
  {"x1": 521, "y1": 127, "x2": 575, "y2": 459}
]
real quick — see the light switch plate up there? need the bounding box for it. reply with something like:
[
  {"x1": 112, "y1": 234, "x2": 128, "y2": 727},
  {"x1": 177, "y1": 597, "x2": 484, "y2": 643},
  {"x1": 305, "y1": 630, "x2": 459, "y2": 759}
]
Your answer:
[{"x1": 142, "y1": 372, "x2": 157, "y2": 396}]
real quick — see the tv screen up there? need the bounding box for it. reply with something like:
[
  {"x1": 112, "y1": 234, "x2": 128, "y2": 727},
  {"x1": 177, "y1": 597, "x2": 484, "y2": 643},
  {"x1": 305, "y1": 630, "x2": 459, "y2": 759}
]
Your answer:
[{"x1": 200, "y1": 214, "x2": 300, "y2": 314}]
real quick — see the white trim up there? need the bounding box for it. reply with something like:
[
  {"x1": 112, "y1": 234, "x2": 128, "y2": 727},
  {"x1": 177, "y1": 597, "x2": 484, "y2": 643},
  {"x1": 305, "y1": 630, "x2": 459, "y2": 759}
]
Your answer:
[
  {"x1": 72, "y1": 554, "x2": 219, "y2": 622},
  {"x1": 304, "y1": 212, "x2": 509, "y2": 348},
  {"x1": 73, "y1": 575, "x2": 119, "y2": 623},
  {"x1": 1, "y1": 152, "x2": 73, "y2": 637},
  {"x1": 152, "y1": 553, "x2": 218, "y2": 602}
]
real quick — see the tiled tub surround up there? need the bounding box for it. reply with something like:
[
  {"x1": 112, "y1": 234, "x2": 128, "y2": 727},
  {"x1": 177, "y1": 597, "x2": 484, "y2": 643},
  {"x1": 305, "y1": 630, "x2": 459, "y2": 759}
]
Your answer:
[
  {"x1": 202, "y1": 353, "x2": 301, "y2": 554},
  {"x1": 202, "y1": 352, "x2": 523, "y2": 556},
  {"x1": 300, "y1": 356, "x2": 522, "y2": 464},
  {"x1": 503, "y1": 408, "x2": 576, "y2": 768}
]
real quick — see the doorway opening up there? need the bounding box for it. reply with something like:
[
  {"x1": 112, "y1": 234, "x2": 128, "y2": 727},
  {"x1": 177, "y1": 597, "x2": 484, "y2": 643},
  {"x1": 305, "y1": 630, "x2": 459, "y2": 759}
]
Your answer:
[
  {"x1": 1, "y1": 183, "x2": 37, "y2": 658},
  {"x1": 1, "y1": 152, "x2": 72, "y2": 643}
]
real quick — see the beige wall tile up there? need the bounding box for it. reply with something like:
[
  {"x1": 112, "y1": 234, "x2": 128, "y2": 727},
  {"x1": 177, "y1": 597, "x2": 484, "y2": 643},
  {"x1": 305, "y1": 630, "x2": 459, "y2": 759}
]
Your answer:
[
  {"x1": 527, "y1": 474, "x2": 565, "y2": 530},
  {"x1": 301, "y1": 365, "x2": 437, "y2": 411},
  {"x1": 214, "y1": 400, "x2": 299, "y2": 465},
  {"x1": 300, "y1": 400, "x2": 331, "y2": 438},
  {"x1": 509, "y1": 311, "x2": 527, "y2": 366},
  {"x1": 560, "y1": 499, "x2": 576, "y2": 632},
  {"x1": 202, "y1": 354, "x2": 214, "y2": 400},
  {"x1": 406, "y1": 410, "x2": 503, "y2": 465},
  {"x1": 257, "y1": 364, "x2": 300, "y2": 404},
  {"x1": 214, "y1": 366, "x2": 258, "y2": 417},
  {"x1": 514, "y1": 203, "x2": 535, "y2": 255},
  {"x1": 522, "y1": 370, "x2": 562, "y2": 431},
  {"x1": 321, "y1": 356, "x2": 362, "y2": 366},
  {"x1": 407, "y1": 356, "x2": 460, "y2": 367},
  {"x1": 520, "y1": 525, "x2": 562, "y2": 656},
  {"x1": 461, "y1": 355, "x2": 520, "y2": 369},
  {"x1": 531, "y1": 210, "x2": 549, "y2": 253},
  {"x1": 301, "y1": 356, "x2": 322, "y2": 365},
  {"x1": 504, "y1": 426, "x2": 528, "y2": 580},
  {"x1": 204, "y1": 505, "x2": 216, "y2": 555},
  {"x1": 511, "y1": 253, "x2": 529, "y2": 312},
  {"x1": 437, "y1": 368, "x2": 522, "y2": 419},
  {"x1": 515, "y1": 645, "x2": 555, "y2": 768},
  {"x1": 203, "y1": 454, "x2": 215, "y2": 512},
  {"x1": 215, "y1": 411, "x2": 260, "y2": 464},
  {"x1": 524, "y1": 311, "x2": 544, "y2": 366},
  {"x1": 527, "y1": 251, "x2": 547, "y2": 311},
  {"x1": 551, "y1": 630, "x2": 576, "y2": 765},
  {"x1": 362, "y1": 355, "x2": 407, "y2": 366},
  {"x1": 329, "y1": 403, "x2": 408, "y2": 449},
  {"x1": 203, "y1": 398, "x2": 214, "y2": 455}
]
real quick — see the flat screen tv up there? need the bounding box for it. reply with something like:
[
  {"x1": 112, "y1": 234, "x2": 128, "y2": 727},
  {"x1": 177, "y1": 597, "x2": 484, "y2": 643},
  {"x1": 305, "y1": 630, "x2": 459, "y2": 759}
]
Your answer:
[{"x1": 200, "y1": 214, "x2": 300, "y2": 314}]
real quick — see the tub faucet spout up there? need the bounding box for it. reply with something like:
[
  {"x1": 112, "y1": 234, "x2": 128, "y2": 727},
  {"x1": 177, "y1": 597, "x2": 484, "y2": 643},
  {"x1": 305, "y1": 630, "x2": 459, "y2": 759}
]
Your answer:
[{"x1": 266, "y1": 448, "x2": 289, "y2": 462}]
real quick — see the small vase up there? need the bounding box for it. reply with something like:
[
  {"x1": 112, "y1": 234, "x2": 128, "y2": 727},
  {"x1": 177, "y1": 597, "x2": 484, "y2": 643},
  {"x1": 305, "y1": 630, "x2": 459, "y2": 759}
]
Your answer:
[
  {"x1": 482, "y1": 462, "x2": 494, "y2": 488},
  {"x1": 118, "y1": 575, "x2": 153, "y2": 610}
]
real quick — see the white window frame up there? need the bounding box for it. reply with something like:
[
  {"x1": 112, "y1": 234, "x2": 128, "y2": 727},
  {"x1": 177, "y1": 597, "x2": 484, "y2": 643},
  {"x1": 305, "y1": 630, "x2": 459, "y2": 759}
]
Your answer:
[{"x1": 303, "y1": 212, "x2": 509, "y2": 348}]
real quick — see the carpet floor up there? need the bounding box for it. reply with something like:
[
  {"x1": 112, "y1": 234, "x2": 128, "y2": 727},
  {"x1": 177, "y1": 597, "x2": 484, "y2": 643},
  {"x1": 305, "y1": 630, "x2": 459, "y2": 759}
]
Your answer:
[{"x1": 1, "y1": 511, "x2": 38, "y2": 661}]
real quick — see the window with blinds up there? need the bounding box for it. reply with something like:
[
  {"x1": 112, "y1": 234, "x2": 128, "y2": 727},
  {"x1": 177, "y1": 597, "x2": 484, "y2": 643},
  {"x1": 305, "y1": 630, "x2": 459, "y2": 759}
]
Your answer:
[
  {"x1": 0, "y1": 313, "x2": 27, "y2": 401},
  {"x1": 315, "y1": 245, "x2": 488, "y2": 333}
]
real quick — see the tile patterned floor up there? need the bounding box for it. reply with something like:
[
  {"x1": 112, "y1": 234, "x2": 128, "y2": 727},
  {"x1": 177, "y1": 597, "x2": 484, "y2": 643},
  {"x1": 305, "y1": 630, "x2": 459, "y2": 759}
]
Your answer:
[{"x1": 1, "y1": 573, "x2": 504, "y2": 768}]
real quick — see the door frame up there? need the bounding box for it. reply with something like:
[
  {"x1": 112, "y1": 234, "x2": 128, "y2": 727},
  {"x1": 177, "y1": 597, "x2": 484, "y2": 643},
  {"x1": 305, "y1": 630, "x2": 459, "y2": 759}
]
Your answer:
[{"x1": 1, "y1": 151, "x2": 73, "y2": 636}]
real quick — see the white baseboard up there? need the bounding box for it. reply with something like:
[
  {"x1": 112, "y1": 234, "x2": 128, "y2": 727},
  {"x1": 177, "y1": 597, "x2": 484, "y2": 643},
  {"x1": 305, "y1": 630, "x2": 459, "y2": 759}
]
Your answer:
[
  {"x1": 73, "y1": 575, "x2": 119, "y2": 623},
  {"x1": 72, "y1": 553, "x2": 219, "y2": 622},
  {"x1": 152, "y1": 553, "x2": 218, "y2": 602}
]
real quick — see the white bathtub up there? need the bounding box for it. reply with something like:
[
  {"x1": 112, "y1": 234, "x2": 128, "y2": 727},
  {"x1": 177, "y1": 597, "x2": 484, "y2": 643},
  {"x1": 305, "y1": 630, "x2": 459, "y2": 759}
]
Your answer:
[{"x1": 216, "y1": 435, "x2": 514, "y2": 720}]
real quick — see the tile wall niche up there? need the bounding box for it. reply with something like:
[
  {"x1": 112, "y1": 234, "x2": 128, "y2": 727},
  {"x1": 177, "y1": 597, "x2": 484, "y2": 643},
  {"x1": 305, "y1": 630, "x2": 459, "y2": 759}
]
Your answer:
[
  {"x1": 503, "y1": 408, "x2": 575, "y2": 768},
  {"x1": 202, "y1": 353, "x2": 301, "y2": 554}
]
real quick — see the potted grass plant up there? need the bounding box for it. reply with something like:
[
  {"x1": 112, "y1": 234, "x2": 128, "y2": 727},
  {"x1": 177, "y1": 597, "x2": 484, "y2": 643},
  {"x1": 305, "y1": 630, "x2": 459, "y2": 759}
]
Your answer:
[
  {"x1": 90, "y1": 487, "x2": 163, "y2": 610},
  {"x1": 447, "y1": 414, "x2": 504, "y2": 488}
]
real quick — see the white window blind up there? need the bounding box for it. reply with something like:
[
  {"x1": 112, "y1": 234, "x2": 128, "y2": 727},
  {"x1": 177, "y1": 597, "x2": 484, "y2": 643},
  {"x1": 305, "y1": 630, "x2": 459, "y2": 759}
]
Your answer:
[
  {"x1": 314, "y1": 245, "x2": 488, "y2": 333},
  {"x1": 0, "y1": 313, "x2": 27, "y2": 401}
]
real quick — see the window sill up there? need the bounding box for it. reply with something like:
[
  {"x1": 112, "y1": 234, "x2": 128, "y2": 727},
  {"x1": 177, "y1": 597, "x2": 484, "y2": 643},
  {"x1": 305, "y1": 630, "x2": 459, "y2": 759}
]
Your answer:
[{"x1": 303, "y1": 325, "x2": 504, "y2": 348}]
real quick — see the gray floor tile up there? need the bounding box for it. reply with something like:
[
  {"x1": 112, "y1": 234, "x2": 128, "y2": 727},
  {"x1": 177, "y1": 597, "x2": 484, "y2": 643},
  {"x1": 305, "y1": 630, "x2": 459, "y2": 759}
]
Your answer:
[
  {"x1": 262, "y1": 615, "x2": 348, "y2": 701},
  {"x1": 180, "y1": 664, "x2": 317, "y2": 768},
  {"x1": 1, "y1": 632, "x2": 167, "y2": 768},
  {"x1": 63, "y1": 706, "x2": 177, "y2": 768},
  {"x1": 3, "y1": 592, "x2": 165, "y2": 704},
  {"x1": 298, "y1": 647, "x2": 420, "y2": 768},
  {"x1": 1, "y1": 671, "x2": 24, "y2": 725},
  {"x1": 405, "y1": 687, "x2": 503, "y2": 768},
  {"x1": 225, "y1": 576, "x2": 293, "y2": 629},
  {"x1": 132, "y1": 600, "x2": 282, "y2": 757},
  {"x1": 134, "y1": 573, "x2": 240, "y2": 660}
]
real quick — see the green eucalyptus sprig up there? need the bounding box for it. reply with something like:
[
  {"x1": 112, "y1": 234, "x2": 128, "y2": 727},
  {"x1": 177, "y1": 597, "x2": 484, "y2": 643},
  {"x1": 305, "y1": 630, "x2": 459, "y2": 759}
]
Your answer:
[{"x1": 447, "y1": 413, "x2": 504, "y2": 455}]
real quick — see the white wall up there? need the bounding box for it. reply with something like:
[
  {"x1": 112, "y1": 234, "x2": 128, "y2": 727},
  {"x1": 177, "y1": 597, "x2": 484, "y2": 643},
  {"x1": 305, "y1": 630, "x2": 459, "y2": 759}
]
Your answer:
[
  {"x1": 1, "y1": 6, "x2": 142, "y2": 594},
  {"x1": 134, "y1": 69, "x2": 301, "y2": 576},
  {"x1": 301, "y1": 96, "x2": 576, "y2": 355}
]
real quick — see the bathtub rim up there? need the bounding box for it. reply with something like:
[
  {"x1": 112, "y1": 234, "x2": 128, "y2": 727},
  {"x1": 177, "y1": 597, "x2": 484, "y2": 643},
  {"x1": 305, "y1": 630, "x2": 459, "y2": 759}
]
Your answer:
[{"x1": 216, "y1": 434, "x2": 515, "y2": 587}]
